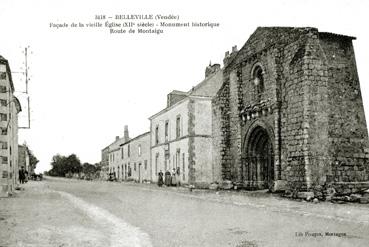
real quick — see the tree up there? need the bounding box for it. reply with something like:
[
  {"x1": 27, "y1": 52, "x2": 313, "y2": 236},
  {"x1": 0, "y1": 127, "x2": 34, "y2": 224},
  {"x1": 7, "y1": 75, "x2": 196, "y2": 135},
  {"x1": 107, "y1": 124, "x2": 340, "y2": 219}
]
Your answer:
[
  {"x1": 28, "y1": 149, "x2": 39, "y2": 170},
  {"x1": 21, "y1": 143, "x2": 39, "y2": 171},
  {"x1": 82, "y1": 162, "x2": 99, "y2": 180},
  {"x1": 48, "y1": 154, "x2": 82, "y2": 177}
]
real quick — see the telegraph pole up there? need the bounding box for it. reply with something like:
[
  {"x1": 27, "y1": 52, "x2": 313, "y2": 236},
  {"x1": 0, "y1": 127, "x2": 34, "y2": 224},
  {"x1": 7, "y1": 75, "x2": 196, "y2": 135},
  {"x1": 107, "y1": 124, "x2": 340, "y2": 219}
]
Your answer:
[{"x1": 19, "y1": 46, "x2": 31, "y2": 129}]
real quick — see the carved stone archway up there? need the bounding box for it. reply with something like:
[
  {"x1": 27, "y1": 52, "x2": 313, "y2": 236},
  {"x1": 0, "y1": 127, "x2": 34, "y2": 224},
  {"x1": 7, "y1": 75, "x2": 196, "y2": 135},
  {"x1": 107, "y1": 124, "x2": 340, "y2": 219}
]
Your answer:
[{"x1": 242, "y1": 122, "x2": 275, "y2": 190}]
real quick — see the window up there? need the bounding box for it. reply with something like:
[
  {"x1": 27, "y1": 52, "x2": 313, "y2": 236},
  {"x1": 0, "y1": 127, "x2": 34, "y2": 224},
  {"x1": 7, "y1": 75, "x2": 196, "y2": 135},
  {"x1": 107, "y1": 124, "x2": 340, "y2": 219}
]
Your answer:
[
  {"x1": 0, "y1": 86, "x2": 6, "y2": 93},
  {"x1": 165, "y1": 120, "x2": 169, "y2": 142},
  {"x1": 1, "y1": 141, "x2": 7, "y2": 149},
  {"x1": 1, "y1": 156, "x2": 8, "y2": 164},
  {"x1": 176, "y1": 116, "x2": 181, "y2": 138},
  {"x1": 144, "y1": 160, "x2": 147, "y2": 170},
  {"x1": 0, "y1": 72, "x2": 6, "y2": 80},
  {"x1": 127, "y1": 144, "x2": 130, "y2": 157},
  {"x1": 176, "y1": 149, "x2": 180, "y2": 168},
  {"x1": 121, "y1": 147, "x2": 124, "y2": 159},
  {"x1": 155, "y1": 153, "x2": 159, "y2": 176},
  {"x1": 138, "y1": 144, "x2": 141, "y2": 156},
  {"x1": 182, "y1": 153, "x2": 185, "y2": 180},
  {"x1": 252, "y1": 65, "x2": 265, "y2": 95},
  {"x1": 1, "y1": 128, "x2": 7, "y2": 135},
  {"x1": 0, "y1": 99, "x2": 6, "y2": 106},
  {"x1": 134, "y1": 162, "x2": 136, "y2": 171},
  {"x1": 0, "y1": 113, "x2": 7, "y2": 121},
  {"x1": 155, "y1": 125, "x2": 159, "y2": 145}
]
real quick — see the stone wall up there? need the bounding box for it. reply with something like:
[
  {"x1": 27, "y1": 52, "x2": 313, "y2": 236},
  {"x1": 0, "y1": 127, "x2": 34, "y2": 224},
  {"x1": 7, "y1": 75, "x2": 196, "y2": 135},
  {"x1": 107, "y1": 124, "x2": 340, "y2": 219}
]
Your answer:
[
  {"x1": 320, "y1": 34, "x2": 369, "y2": 185},
  {"x1": 190, "y1": 98, "x2": 214, "y2": 186},
  {"x1": 212, "y1": 81, "x2": 231, "y2": 182}
]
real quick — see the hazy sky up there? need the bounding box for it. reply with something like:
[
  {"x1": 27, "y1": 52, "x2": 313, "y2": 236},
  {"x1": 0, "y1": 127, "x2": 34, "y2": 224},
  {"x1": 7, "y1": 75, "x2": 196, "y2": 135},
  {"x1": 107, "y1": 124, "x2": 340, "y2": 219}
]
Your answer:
[{"x1": 0, "y1": 0, "x2": 368, "y2": 172}]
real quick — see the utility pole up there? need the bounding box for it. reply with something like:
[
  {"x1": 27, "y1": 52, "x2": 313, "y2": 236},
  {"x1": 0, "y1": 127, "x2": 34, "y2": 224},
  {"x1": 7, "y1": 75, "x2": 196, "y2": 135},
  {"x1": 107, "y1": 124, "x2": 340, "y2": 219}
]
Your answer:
[{"x1": 19, "y1": 46, "x2": 31, "y2": 129}]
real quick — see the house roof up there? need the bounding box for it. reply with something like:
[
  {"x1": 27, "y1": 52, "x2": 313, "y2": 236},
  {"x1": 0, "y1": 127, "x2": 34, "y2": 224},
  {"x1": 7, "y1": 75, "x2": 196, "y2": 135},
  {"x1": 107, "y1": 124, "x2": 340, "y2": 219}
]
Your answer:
[
  {"x1": 149, "y1": 68, "x2": 223, "y2": 120},
  {"x1": 225, "y1": 27, "x2": 356, "y2": 68},
  {"x1": 119, "y1": 131, "x2": 150, "y2": 147}
]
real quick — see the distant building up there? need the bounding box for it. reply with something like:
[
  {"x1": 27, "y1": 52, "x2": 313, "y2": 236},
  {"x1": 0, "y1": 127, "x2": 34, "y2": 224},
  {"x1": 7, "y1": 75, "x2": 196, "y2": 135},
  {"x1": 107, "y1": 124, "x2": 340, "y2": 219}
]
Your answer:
[
  {"x1": 106, "y1": 125, "x2": 150, "y2": 182},
  {"x1": 18, "y1": 145, "x2": 31, "y2": 175},
  {"x1": 149, "y1": 63, "x2": 223, "y2": 187},
  {"x1": 107, "y1": 128, "x2": 129, "y2": 180},
  {"x1": 100, "y1": 145, "x2": 110, "y2": 180},
  {"x1": 119, "y1": 132, "x2": 150, "y2": 182},
  {"x1": 0, "y1": 56, "x2": 22, "y2": 197}
]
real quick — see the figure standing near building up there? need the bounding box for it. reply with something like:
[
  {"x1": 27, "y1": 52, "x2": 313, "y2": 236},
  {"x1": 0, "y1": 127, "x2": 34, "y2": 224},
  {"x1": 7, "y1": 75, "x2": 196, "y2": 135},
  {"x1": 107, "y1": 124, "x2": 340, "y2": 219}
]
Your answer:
[
  {"x1": 171, "y1": 168, "x2": 177, "y2": 186},
  {"x1": 19, "y1": 166, "x2": 26, "y2": 184},
  {"x1": 24, "y1": 170, "x2": 29, "y2": 183},
  {"x1": 164, "y1": 170, "x2": 171, "y2": 186},
  {"x1": 158, "y1": 170, "x2": 164, "y2": 187},
  {"x1": 175, "y1": 167, "x2": 181, "y2": 187}
]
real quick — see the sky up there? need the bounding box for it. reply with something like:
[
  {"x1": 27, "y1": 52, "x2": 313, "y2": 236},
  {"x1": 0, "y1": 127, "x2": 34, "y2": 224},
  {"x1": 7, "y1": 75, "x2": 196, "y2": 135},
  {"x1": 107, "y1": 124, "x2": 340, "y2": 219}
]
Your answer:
[{"x1": 0, "y1": 0, "x2": 368, "y2": 173}]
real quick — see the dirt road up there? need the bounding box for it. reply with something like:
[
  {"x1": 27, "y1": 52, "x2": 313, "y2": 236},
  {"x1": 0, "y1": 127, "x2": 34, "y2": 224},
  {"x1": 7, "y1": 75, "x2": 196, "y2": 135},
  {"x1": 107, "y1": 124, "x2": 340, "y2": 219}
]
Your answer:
[{"x1": 1, "y1": 177, "x2": 369, "y2": 246}]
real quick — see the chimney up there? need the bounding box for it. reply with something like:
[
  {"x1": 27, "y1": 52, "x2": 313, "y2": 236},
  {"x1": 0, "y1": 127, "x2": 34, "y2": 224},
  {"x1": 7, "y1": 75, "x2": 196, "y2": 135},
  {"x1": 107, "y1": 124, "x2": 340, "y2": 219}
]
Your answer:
[
  {"x1": 232, "y1": 45, "x2": 238, "y2": 53},
  {"x1": 223, "y1": 45, "x2": 238, "y2": 67},
  {"x1": 205, "y1": 63, "x2": 221, "y2": 78},
  {"x1": 124, "y1": 125, "x2": 130, "y2": 142},
  {"x1": 115, "y1": 136, "x2": 119, "y2": 141},
  {"x1": 167, "y1": 91, "x2": 187, "y2": 107}
]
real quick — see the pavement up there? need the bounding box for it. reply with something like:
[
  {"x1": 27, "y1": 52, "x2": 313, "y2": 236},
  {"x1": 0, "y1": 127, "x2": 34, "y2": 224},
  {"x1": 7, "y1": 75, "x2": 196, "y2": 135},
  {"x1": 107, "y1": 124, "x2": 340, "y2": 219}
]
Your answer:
[{"x1": 1, "y1": 177, "x2": 369, "y2": 247}]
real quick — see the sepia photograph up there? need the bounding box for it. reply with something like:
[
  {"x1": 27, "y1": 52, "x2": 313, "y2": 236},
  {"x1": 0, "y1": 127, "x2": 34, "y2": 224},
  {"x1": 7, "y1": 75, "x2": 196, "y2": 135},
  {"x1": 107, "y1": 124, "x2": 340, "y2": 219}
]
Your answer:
[{"x1": 1, "y1": 0, "x2": 369, "y2": 246}]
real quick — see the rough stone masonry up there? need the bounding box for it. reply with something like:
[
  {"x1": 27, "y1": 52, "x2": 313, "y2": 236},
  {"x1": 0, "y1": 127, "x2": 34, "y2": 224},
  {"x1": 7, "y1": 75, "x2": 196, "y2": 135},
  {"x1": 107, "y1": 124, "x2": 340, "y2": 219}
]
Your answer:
[{"x1": 212, "y1": 27, "x2": 369, "y2": 195}]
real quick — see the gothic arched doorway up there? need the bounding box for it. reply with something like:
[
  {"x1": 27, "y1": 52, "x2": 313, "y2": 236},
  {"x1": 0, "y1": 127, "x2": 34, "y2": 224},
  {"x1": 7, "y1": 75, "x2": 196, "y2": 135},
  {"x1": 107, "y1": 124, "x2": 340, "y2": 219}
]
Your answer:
[{"x1": 243, "y1": 126, "x2": 274, "y2": 190}]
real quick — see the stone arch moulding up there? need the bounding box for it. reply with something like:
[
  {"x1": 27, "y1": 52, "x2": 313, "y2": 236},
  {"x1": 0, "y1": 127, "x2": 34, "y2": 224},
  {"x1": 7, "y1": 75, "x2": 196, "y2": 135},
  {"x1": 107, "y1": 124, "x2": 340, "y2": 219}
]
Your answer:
[
  {"x1": 250, "y1": 62, "x2": 266, "y2": 95},
  {"x1": 241, "y1": 119, "x2": 278, "y2": 190},
  {"x1": 250, "y1": 61, "x2": 266, "y2": 78},
  {"x1": 242, "y1": 119, "x2": 275, "y2": 152}
]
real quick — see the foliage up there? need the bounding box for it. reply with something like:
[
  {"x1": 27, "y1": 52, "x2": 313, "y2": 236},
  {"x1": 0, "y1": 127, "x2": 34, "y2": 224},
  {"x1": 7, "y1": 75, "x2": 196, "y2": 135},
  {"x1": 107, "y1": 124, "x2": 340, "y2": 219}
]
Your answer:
[
  {"x1": 82, "y1": 162, "x2": 100, "y2": 178},
  {"x1": 28, "y1": 149, "x2": 39, "y2": 170},
  {"x1": 22, "y1": 143, "x2": 39, "y2": 170},
  {"x1": 47, "y1": 154, "x2": 82, "y2": 177}
]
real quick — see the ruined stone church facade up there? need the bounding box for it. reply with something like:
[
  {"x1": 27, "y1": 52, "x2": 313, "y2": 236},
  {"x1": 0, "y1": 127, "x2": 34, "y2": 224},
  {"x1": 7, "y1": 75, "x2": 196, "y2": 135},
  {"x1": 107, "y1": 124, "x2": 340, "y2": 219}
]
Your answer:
[{"x1": 212, "y1": 27, "x2": 369, "y2": 193}]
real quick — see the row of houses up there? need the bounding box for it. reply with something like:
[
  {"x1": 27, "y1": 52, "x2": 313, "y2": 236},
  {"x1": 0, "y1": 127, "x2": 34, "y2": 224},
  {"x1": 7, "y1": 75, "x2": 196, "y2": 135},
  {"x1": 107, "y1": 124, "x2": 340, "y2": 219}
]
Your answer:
[
  {"x1": 102, "y1": 62, "x2": 223, "y2": 186},
  {"x1": 0, "y1": 55, "x2": 29, "y2": 197},
  {"x1": 102, "y1": 27, "x2": 369, "y2": 193}
]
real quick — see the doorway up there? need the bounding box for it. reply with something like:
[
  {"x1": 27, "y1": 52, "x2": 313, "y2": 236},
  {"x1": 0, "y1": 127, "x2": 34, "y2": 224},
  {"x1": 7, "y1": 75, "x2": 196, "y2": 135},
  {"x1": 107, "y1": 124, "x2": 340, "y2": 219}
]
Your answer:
[{"x1": 243, "y1": 126, "x2": 274, "y2": 189}]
